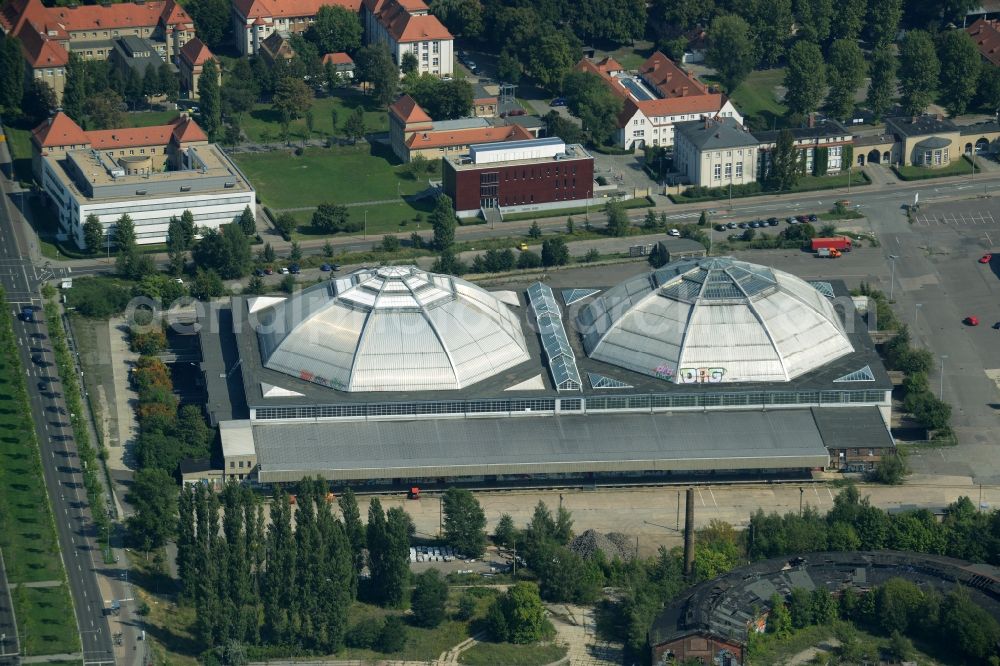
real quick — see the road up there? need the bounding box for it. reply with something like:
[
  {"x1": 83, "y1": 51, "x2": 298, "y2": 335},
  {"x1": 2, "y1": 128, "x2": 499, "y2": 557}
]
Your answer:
[
  {"x1": 0, "y1": 550, "x2": 18, "y2": 665},
  {"x1": 0, "y1": 123, "x2": 117, "y2": 664}
]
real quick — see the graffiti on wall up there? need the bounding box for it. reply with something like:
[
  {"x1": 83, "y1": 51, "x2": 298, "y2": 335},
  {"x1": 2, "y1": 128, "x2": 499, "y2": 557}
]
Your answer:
[{"x1": 678, "y1": 367, "x2": 726, "y2": 384}]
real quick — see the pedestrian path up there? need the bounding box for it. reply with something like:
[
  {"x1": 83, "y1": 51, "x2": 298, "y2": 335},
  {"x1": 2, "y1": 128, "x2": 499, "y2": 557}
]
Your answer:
[{"x1": 8, "y1": 579, "x2": 62, "y2": 589}]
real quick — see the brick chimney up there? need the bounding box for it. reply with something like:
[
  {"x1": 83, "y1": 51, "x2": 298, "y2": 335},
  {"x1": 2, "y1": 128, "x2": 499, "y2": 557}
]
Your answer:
[{"x1": 681, "y1": 85, "x2": 688, "y2": 96}]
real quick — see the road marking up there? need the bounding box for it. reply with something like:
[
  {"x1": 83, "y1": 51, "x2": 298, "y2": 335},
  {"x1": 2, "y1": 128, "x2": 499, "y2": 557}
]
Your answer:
[
  {"x1": 696, "y1": 487, "x2": 707, "y2": 507},
  {"x1": 708, "y1": 487, "x2": 718, "y2": 508},
  {"x1": 827, "y1": 487, "x2": 835, "y2": 501}
]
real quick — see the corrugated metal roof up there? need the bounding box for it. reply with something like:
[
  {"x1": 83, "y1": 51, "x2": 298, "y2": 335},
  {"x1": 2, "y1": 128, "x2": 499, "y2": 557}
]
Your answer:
[
  {"x1": 255, "y1": 266, "x2": 529, "y2": 392},
  {"x1": 578, "y1": 257, "x2": 853, "y2": 384},
  {"x1": 252, "y1": 409, "x2": 831, "y2": 482}
]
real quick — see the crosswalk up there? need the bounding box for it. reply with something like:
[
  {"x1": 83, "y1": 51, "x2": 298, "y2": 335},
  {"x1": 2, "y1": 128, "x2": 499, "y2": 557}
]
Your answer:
[{"x1": 913, "y1": 210, "x2": 998, "y2": 227}]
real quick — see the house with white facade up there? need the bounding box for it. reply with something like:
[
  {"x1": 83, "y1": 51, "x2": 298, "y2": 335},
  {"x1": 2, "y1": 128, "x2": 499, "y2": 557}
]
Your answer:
[
  {"x1": 361, "y1": 0, "x2": 452, "y2": 76},
  {"x1": 755, "y1": 118, "x2": 854, "y2": 178},
  {"x1": 32, "y1": 113, "x2": 255, "y2": 248},
  {"x1": 674, "y1": 117, "x2": 759, "y2": 187},
  {"x1": 576, "y1": 51, "x2": 742, "y2": 151}
]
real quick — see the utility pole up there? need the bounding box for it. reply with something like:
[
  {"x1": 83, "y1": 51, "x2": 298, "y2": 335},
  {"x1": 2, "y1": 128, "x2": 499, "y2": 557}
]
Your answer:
[
  {"x1": 940, "y1": 355, "x2": 948, "y2": 399},
  {"x1": 888, "y1": 254, "x2": 899, "y2": 300},
  {"x1": 799, "y1": 487, "x2": 804, "y2": 517}
]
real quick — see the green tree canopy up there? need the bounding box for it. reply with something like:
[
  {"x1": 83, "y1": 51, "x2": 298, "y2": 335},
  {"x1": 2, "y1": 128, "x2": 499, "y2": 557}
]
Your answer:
[
  {"x1": 198, "y1": 59, "x2": 222, "y2": 138},
  {"x1": 783, "y1": 40, "x2": 826, "y2": 117},
  {"x1": 411, "y1": 570, "x2": 448, "y2": 628},
  {"x1": 937, "y1": 30, "x2": 981, "y2": 116},
  {"x1": 826, "y1": 39, "x2": 866, "y2": 120},
  {"x1": 442, "y1": 488, "x2": 487, "y2": 557},
  {"x1": 273, "y1": 76, "x2": 313, "y2": 122},
  {"x1": 429, "y1": 0, "x2": 483, "y2": 37},
  {"x1": 305, "y1": 5, "x2": 362, "y2": 55},
  {"x1": 898, "y1": 30, "x2": 940, "y2": 117},
  {"x1": 83, "y1": 215, "x2": 104, "y2": 255},
  {"x1": 706, "y1": 15, "x2": 755, "y2": 91},
  {"x1": 487, "y1": 582, "x2": 548, "y2": 643},
  {"x1": 430, "y1": 195, "x2": 457, "y2": 250},
  {"x1": 867, "y1": 47, "x2": 898, "y2": 121},
  {"x1": 126, "y1": 467, "x2": 178, "y2": 552}
]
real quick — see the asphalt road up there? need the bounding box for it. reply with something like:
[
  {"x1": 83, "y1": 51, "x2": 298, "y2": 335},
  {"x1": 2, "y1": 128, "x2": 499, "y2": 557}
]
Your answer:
[{"x1": 0, "y1": 126, "x2": 116, "y2": 664}]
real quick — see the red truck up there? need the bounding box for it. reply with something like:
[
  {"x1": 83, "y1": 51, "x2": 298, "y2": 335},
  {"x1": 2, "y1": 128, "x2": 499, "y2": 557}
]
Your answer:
[{"x1": 811, "y1": 236, "x2": 853, "y2": 252}]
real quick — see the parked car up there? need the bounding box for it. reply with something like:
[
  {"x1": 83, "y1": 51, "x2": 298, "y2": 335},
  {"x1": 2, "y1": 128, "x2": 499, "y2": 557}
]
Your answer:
[
  {"x1": 980, "y1": 254, "x2": 992, "y2": 264},
  {"x1": 767, "y1": 217, "x2": 779, "y2": 226},
  {"x1": 737, "y1": 222, "x2": 749, "y2": 229},
  {"x1": 795, "y1": 215, "x2": 808, "y2": 223},
  {"x1": 320, "y1": 263, "x2": 332, "y2": 272},
  {"x1": 264, "y1": 267, "x2": 274, "y2": 275},
  {"x1": 750, "y1": 221, "x2": 761, "y2": 228},
  {"x1": 280, "y1": 267, "x2": 289, "y2": 275},
  {"x1": 254, "y1": 268, "x2": 265, "y2": 276},
  {"x1": 330, "y1": 264, "x2": 341, "y2": 271},
  {"x1": 786, "y1": 217, "x2": 798, "y2": 224},
  {"x1": 965, "y1": 315, "x2": 980, "y2": 326},
  {"x1": 550, "y1": 97, "x2": 567, "y2": 106},
  {"x1": 289, "y1": 264, "x2": 300, "y2": 274},
  {"x1": 668, "y1": 228, "x2": 680, "y2": 236},
  {"x1": 715, "y1": 224, "x2": 728, "y2": 232},
  {"x1": 727, "y1": 222, "x2": 737, "y2": 229},
  {"x1": 807, "y1": 214, "x2": 818, "y2": 222}
]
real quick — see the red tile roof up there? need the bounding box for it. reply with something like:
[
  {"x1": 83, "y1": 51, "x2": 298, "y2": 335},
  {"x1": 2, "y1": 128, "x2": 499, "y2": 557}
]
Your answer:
[
  {"x1": 405, "y1": 124, "x2": 531, "y2": 150},
  {"x1": 968, "y1": 19, "x2": 1000, "y2": 67},
  {"x1": 31, "y1": 112, "x2": 208, "y2": 149},
  {"x1": 616, "y1": 94, "x2": 729, "y2": 127},
  {"x1": 32, "y1": 112, "x2": 87, "y2": 148},
  {"x1": 6, "y1": 0, "x2": 190, "y2": 39},
  {"x1": 169, "y1": 115, "x2": 209, "y2": 143},
  {"x1": 387, "y1": 13, "x2": 450, "y2": 42},
  {"x1": 180, "y1": 37, "x2": 213, "y2": 67},
  {"x1": 638, "y1": 51, "x2": 706, "y2": 97},
  {"x1": 0, "y1": 0, "x2": 47, "y2": 37},
  {"x1": 17, "y1": 21, "x2": 69, "y2": 67},
  {"x1": 322, "y1": 51, "x2": 354, "y2": 65},
  {"x1": 389, "y1": 95, "x2": 433, "y2": 125},
  {"x1": 233, "y1": 0, "x2": 361, "y2": 21}
]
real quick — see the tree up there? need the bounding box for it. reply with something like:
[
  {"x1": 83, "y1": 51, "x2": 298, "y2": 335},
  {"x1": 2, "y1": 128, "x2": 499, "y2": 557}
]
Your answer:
[
  {"x1": 795, "y1": 0, "x2": 833, "y2": 45},
  {"x1": 306, "y1": 5, "x2": 362, "y2": 54},
  {"x1": 126, "y1": 468, "x2": 178, "y2": 552},
  {"x1": 199, "y1": 59, "x2": 222, "y2": 138},
  {"x1": 273, "y1": 77, "x2": 313, "y2": 123},
  {"x1": 356, "y1": 43, "x2": 398, "y2": 107},
  {"x1": 289, "y1": 240, "x2": 302, "y2": 262},
  {"x1": 0, "y1": 32, "x2": 25, "y2": 112},
  {"x1": 494, "y1": 513, "x2": 517, "y2": 548},
  {"x1": 528, "y1": 221, "x2": 542, "y2": 239},
  {"x1": 62, "y1": 53, "x2": 89, "y2": 121},
  {"x1": 407, "y1": 75, "x2": 474, "y2": 120},
  {"x1": 748, "y1": 0, "x2": 793, "y2": 68},
  {"x1": 432, "y1": 248, "x2": 467, "y2": 275},
  {"x1": 788, "y1": 587, "x2": 814, "y2": 628},
  {"x1": 343, "y1": 106, "x2": 366, "y2": 143},
  {"x1": 574, "y1": 0, "x2": 645, "y2": 44},
  {"x1": 23, "y1": 79, "x2": 58, "y2": 125},
  {"x1": 429, "y1": 0, "x2": 483, "y2": 38},
  {"x1": 83, "y1": 215, "x2": 104, "y2": 255},
  {"x1": 312, "y1": 203, "x2": 354, "y2": 233},
  {"x1": 338, "y1": 488, "x2": 366, "y2": 577},
  {"x1": 561, "y1": 71, "x2": 623, "y2": 145},
  {"x1": 186, "y1": 0, "x2": 230, "y2": 49},
  {"x1": 867, "y1": 47, "x2": 898, "y2": 121},
  {"x1": 497, "y1": 49, "x2": 522, "y2": 85},
  {"x1": 159, "y1": 62, "x2": 180, "y2": 101},
  {"x1": 238, "y1": 206, "x2": 256, "y2": 236},
  {"x1": 877, "y1": 577, "x2": 923, "y2": 634},
  {"x1": 832, "y1": 0, "x2": 865, "y2": 41},
  {"x1": 377, "y1": 615, "x2": 407, "y2": 652},
  {"x1": 442, "y1": 488, "x2": 487, "y2": 557},
  {"x1": 784, "y1": 41, "x2": 826, "y2": 117},
  {"x1": 872, "y1": 454, "x2": 907, "y2": 484},
  {"x1": 143, "y1": 63, "x2": 161, "y2": 100},
  {"x1": 606, "y1": 198, "x2": 630, "y2": 236},
  {"x1": 826, "y1": 40, "x2": 866, "y2": 120},
  {"x1": 517, "y1": 250, "x2": 541, "y2": 269},
  {"x1": 706, "y1": 15, "x2": 755, "y2": 91},
  {"x1": 541, "y1": 237, "x2": 569, "y2": 267},
  {"x1": 411, "y1": 570, "x2": 448, "y2": 628},
  {"x1": 898, "y1": 30, "x2": 940, "y2": 117},
  {"x1": 529, "y1": 32, "x2": 578, "y2": 93},
  {"x1": 767, "y1": 593, "x2": 792, "y2": 638},
  {"x1": 488, "y1": 582, "x2": 547, "y2": 643},
  {"x1": 85, "y1": 92, "x2": 126, "y2": 130},
  {"x1": 114, "y1": 214, "x2": 136, "y2": 253},
  {"x1": 769, "y1": 130, "x2": 800, "y2": 191},
  {"x1": 430, "y1": 195, "x2": 456, "y2": 250},
  {"x1": 940, "y1": 587, "x2": 1000, "y2": 660},
  {"x1": 400, "y1": 51, "x2": 419, "y2": 76},
  {"x1": 937, "y1": 30, "x2": 981, "y2": 116},
  {"x1": 381, "y1": 234, "x2": 400, "y2": 252},
  {"x1": 867, "y1": 0, "x2": 903, "y2": 50},
  {"x1": 190, "y1": 267, "x2": 226, "y2": 300}
]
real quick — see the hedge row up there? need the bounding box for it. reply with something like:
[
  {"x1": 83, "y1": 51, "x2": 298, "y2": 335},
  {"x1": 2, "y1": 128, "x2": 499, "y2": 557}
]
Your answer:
[{"x1": 44, "y1": 299, "x2": 111, "y2": 552}]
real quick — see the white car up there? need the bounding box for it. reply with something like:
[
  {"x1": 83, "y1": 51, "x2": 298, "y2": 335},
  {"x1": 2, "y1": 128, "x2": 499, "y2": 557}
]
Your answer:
[{"x1": 668, "y1": 228, "x2": 681, "y2": 237}]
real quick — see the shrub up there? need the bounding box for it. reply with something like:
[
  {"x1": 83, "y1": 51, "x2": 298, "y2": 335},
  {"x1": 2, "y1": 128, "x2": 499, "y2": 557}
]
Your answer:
[
  {"x1": 377, "y1": 616, "x2": 406, "y2": 653},
  {"x1": 517, "y1": 250, "x2": 542, "y2": 269},
  {"x1": 346, "y1": 618, "x2": 383, "y2": 648}
]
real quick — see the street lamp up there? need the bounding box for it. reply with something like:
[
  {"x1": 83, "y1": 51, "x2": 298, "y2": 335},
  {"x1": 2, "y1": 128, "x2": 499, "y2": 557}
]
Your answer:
[
  {"x1": 940, "y1": 355, "x2": 949, "y2": 399},
  {"x1": 915, "y1": 302, "x2": 922, "y2": 324},
  {"x1": 888, "y1": 254, "x2": 899, "y2": 301}
]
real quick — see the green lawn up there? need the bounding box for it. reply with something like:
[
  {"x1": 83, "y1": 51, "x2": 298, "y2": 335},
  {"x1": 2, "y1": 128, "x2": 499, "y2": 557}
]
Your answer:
[
  {"x1": 728, "y1": 69, "x2": 788, "y2": 129},
  {"x1": 894, "y1": 155, "x2": 980, "y2": 181},
  {"x1": 4, "y1": 124, "x2": 34, "y2": 184},
  {"x1": 18, "y1": 585, "x2": 82, "y2": 657},
  {"x1": 234, "y1": 143, "x2": 429, "y2": 210},
  {"x1": 287, "y1": 196, "x2": 438, "y2": 238},
  {"x1": 241, "y1": 91, "x2": 390, "y2": 143},
  {"x1": 459, "y1": 642, "x2": 567, "y2": 666},
  {"x1": 125, "y1": 110, "x2": 180, "y2": 127}
]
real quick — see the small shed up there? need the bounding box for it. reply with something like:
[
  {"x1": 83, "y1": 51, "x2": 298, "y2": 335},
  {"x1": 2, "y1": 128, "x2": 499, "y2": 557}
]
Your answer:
[{"x1": 657, "y1": 238, "x2": 707, "y2": 263}]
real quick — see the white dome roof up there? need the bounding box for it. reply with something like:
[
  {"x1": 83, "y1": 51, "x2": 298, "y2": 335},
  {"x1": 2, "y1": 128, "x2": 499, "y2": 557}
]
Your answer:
[
  {"x1": 256, "y1": 266, "x2": 529, "y2": 392},
  {"x1": 578, "y1": 257, "x2": 853, "y2": 384}
]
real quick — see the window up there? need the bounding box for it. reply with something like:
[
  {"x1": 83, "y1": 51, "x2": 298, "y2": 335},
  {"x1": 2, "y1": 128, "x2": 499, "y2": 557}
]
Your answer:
[
  {"x1": 735, "y1": 163, "x2": 743, "y2": 178},
  {"x1": 238, "y1": 460, "x2": 245, "y2": 468},
  {"x1": 724, "y1": 163, "x2": 732, "y2": 178},
  {"x1": 713, "y1": 164, "x2": 721, "y2": 180},
  {"x1": 229, "y1": 461, "x2": 235, "y2": 468}
]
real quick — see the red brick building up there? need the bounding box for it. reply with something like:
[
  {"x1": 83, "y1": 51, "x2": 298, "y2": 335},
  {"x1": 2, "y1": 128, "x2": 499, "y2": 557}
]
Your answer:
[{"x1": 442, "y1": 138, "x2": 594, "y2": 216}]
